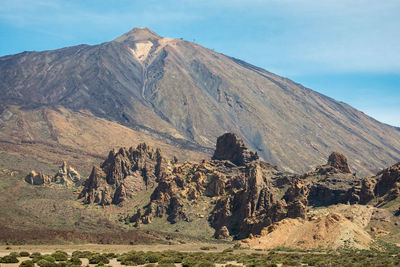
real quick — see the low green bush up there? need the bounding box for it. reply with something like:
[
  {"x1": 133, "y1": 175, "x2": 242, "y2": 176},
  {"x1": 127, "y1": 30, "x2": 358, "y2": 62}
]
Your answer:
[
  {"x1": 19, "y1": 251, "x2": 30, "y2": 257},
  {"x1": 195, "y1": 261, "x2": 215, "y2": 267},
  {"x1": 19, "y1": 260, "x2": 34, "y2": 267},
  {"x1": 145, "y1": 253, "x2": 160, "y2": 263},
  {"x1": 36, "y1": 259, "x2": 57, "y2": 267},
  {"x1": 121, "y1": 253, "x2": 146, "y2": 265},
  {"x1": 88, "y1": 254, "x2": 110, "y2": 265},
  {"x1": 157, "y1": 264, "x2": 176, "y2": 267},
  {"x1": 72, "y1": 250, "x2": 92, "y2": 258},
  {"x1": 0, "y1": 255, "x2": 19, "y2": 263},
  {"x1": 222, "y1": 248, "x2": 234, "y2": 253},
  {"x1": 30, "y1": 252, "x2": 41, "y2": 258},
  {"x1": 42, "y1": 255, "x2": 56, "y2": 263},
  {"x1": 67, "y1": 256, "x2": 82, "y2": 265},
  {"x1": 52, "y1": 251, "x2": 68, "y2": 261}
]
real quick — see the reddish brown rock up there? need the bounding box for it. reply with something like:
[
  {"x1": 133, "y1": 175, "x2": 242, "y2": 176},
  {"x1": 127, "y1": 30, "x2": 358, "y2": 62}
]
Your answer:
[
  {"x1": 359, "y1": 177, "x2": 377, "y2": 204},
  {"x1": 212, "y1": 133, "x2": 258, "y2": 166},
  {"x1": 214, "y1": 226, "x2": 230, "y2": 239},
  {"x1": 79, "y1": 143, "x2": 169, "y2": 205},
  {"x1": 327, "y1": 152, "x2": 351, "y2": 173}
]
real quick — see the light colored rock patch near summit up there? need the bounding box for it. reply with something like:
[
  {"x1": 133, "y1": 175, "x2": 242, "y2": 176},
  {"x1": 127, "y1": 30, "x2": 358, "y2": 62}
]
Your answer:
[{"x1": 128, "y1": 41, "x2": 153, "y2": 62}]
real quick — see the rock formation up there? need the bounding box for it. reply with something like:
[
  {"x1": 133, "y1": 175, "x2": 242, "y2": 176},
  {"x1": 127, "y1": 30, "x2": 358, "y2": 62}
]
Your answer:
[
  {"x1": 25, "y1": 162, "x2": 81, "y2": 186},
  {"x1": 79, "y1": 143, "x2": 170, "y2": 205},
  {"x1": 359, "y1": 162, "x2": 400, "y2": 207},
  {"x1": 295, "y1": 152, "x2": 361, "y2": 206},
  {"x1": 25, "y1": 171, "x2": 52, "y2": 185},
  {"x1": 327, "y1": 152, "x2": 352, "y2": 173},
  {"x1": 212, "y1": 133, "x2": 259, "y2": 165},
  {"x1": 54, "y1": 161, "x2": 81, "y2": 185},
  {"x1": 80, "y1": 133, "x2": 400, "y2": 245},
  {"x1": 129, "y1": 133, "x2": 299, "y2": 239}
]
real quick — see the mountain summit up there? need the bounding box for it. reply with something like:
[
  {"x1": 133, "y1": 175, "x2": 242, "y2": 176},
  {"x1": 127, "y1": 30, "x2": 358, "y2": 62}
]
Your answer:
[
  {"x1": 1, "y1": 27, "x2": 400, "y2": 175},
  {"x1": 114, "y1": 27, "x2": 162, "y2": 43}
]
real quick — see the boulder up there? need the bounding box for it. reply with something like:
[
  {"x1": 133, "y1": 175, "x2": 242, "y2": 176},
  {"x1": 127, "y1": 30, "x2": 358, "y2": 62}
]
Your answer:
[
  {"x1": 53, "y1": 161, "x2": 81, "y2": 185},
  {"x1": 214, "y1": 226, "x2": 230, "y2": 239},
  {"x1": 327, "y1": 152, "x2": 351, "y2": 173},
  {"x1": 212, "y1": 133, "x2": 258, "y2": 165},
  {"x1": 25, "y1": 171, "x2": 52, "y2": 185}
]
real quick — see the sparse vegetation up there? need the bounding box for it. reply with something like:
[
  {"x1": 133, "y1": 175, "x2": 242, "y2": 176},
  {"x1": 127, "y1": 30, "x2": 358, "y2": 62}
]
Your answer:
[
  {"x1": 2, "y1": 246, "x2": 400, "y2": 267},
  {"x1": 0, "y1": 254, "x2": 19, "y2": 263},
  {"x1": 88, "y1": 253, "x2": 110, "y2": 265},
  {"x1": 19, "y1": 260, "x2": 34, "y2": 267}
]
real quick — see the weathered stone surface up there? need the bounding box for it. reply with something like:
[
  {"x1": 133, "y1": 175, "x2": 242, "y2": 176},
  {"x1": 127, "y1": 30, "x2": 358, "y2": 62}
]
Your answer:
[
  {"x1": 54, "y1": 161, "x2": 81, "y2": 185},
  {"x1": 359, "y1": 177, "x2": 377, "y2": 204},
  {"x1": 294, "y1": 152, "x2": 361, "y2": 207},
  {"x1": 25, "y1": 162, "x2": 81, "y2": 186},
  {"x1": 212, "y1": 133, "x2": 259, "y2": 166},
  {"x1": 83, "y1": 133, "x2": 400, "y2": 243},
  {"x1": 214, "y1": 226, "x2": 230, "y2": 239},
  {"x1": 374, "y1": 162, "x2": 400, "y2": 197},
  {"x1": 79, "y1": 143, "x2": 169, "y2": 205},
  {"x1": 25, "y1": 171, "x2": 52, "y2": 185},
  {"x1": 131, "y1": 133, "x2": 298, "y2": 240},
  {"x1": 327, "y1": 152, "x2": 351, "y2": 173},
  {"x1": 357, "y1": 162, "x2": 400, "y2": 206}
]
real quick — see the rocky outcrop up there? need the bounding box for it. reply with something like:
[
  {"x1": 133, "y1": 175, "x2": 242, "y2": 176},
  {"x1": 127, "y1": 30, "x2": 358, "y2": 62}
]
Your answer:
[
  {"x1": 297, "y1": 152, "x2": 361, "y2": 206},
  {"x1": 25, "y1": 171, "x2": 52, "y2": 185},
  {"x1": 54, "y1": 161, "x2": 81, "y2": 185},
  {"x1": 214, "y1": 226, "x2": 230, "y2": 239},
  {"x1": 286, "y1": 155, "x2": 400, "y2": 209},
  {"x1": 327, "y1": 152, "x2": 351, "y2": 173},
  {"x1": 79, "y1": 143, "x2": 170, "y2": 205},
  {"x1": 130, "y1": 133, "x2": 298, "y2": 239},
  {"x1": 25, "y1": 162, "x2": 81, "y2": 186},
  {"x1": 129, "y1": 136, "x2": 371, "y2": 240},
  {"x1": 210, "y1": 162, "x2": 289, "y2": 239},
  {"x1": 212, "y1": 133, "x2": 259, "y2": 166},
  {"x1": 80, "y1": 133, "x2": 400, "y2": 244},
  {"x1": 359, "y1": 162, "x2": 400, "y2": 206}
]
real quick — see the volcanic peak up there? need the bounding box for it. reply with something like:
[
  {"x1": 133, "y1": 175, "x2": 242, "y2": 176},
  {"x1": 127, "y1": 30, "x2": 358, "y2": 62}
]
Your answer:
[{"x1": 114, "y1": 27, "x2": 162, "y2": 43}]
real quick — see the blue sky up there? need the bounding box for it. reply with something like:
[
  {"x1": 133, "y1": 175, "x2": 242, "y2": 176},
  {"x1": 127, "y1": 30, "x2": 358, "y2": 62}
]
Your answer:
[{"x1": 1, "y1": 0, "x2": 399, "y2": 126}]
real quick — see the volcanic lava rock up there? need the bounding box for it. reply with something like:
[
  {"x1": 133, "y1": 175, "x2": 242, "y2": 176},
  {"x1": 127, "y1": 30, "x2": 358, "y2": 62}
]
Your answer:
[
  {"x1": 25, "y1": 171, "x2": 52, "y2": 185},
  {"x1": 212, "y1": 133, "x2": 259, "y2": 166},
  {"x1": 362, "y1": 162, "x2": 400, "y2": 207},
  {"x1": 214, "y1": 226, "x2": 230, "y2": 239},
  {"x1": 25, "y1": 161, "x2": 81, "y2": 186},
  {"x1": 301, "y1": 152, "x2": 361, "y2": 206},
  {"x1": 130, "y1": 133, "x2": 305, "y2": 239},
  {"x1": 54, "y1": 161, "x2": 81, "y2": 185},
  {"x1": 327, "y1": 152, "x2": 352, "y2": 173},
  {"x1": 79, "y1": 143, "x2": 169, "y2": 205},
  {"x1": 374, "y1": 162, "x2": 400, "y2": 197}
]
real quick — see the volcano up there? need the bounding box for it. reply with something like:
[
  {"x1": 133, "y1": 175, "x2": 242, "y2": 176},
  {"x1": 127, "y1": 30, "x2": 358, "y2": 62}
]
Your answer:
[{"x1": 1, "y1": 27, "x2": 400, "y2": 175}]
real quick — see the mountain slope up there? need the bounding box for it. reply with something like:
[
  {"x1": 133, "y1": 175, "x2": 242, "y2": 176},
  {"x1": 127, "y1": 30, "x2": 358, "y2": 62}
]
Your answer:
[{"x1": 1, "y1": 27, "x2": 400, "y2": 175}]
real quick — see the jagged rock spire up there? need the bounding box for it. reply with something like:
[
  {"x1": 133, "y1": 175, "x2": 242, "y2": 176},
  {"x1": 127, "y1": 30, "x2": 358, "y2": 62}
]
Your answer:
[
  {"x1": 327, "y1": 152, "x2": 351, "y2": 173},
  {"x1": 212, "y1": 133, "x2": 259, "y2": 166}
]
